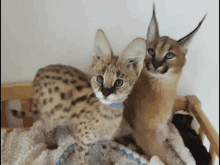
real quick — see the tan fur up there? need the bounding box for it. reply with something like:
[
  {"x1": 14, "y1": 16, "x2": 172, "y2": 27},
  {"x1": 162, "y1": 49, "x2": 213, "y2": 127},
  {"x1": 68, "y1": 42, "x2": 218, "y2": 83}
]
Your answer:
[
  {"x1": 125, "y1": 73, "x2": 179, "y2": 164},
  {"x1": 123, "y1": 5, "x2": 206, "y2": 165}
]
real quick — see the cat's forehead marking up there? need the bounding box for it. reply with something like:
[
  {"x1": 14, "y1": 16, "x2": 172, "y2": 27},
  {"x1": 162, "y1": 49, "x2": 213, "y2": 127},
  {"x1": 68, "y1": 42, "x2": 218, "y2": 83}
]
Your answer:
[
  {"x1": 159, "y1": 37, "x2": 169, "y2": 50},
  {"x1": 101, "y1": 66, "x2": 107, "y2": 74},
  {"x1": 116, "y1": 70, "x2": 121, "y2": 77},
  {"x1": 100, "y1": 56, "x2": 127, "y2": 88},
  {"x1": 102, "y1": 56, "x2": 121, "y2": 74},
  {"x1": 155, "y1": 37, "x2": 174, "y2": 50},
  {"x1": 103, "y1": 71, "x2": 116, "y2": 88}
]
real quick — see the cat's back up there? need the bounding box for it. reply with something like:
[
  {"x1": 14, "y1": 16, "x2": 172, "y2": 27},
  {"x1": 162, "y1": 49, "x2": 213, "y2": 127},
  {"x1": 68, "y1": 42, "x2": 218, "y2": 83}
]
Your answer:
[
  {"x1": 34, "y1": 64, "x2": 91, "y2": 86},
  {"x1": 31, "y1": 64, "x2": 95, "y2": 125}
]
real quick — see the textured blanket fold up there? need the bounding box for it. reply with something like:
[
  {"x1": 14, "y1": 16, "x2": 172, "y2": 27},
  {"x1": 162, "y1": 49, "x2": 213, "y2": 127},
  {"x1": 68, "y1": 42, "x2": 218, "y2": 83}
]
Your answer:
[
  {"x1": 1, "y1": 121, "x2": 67, "y2": 165},
  {"x1": 2, "y1": 110, "x2": 202, "y2": 165},
  {"x1": 2, "y1": 120, "x2": 162, "y2": 165}
]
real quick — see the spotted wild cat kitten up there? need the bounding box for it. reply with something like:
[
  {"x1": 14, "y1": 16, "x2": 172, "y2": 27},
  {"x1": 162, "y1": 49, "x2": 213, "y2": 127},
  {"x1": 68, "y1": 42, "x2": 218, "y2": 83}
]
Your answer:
[
  {"x1": 11, "y1": 29, "x2": 146, "y2": 164},
  {"x1": 123, "y1": 4, "x2": 207, "y2": 165}
]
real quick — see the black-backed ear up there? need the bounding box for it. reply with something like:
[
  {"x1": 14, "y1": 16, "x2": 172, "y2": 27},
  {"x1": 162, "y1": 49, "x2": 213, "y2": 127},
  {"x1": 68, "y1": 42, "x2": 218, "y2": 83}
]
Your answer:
[
  {"x1": 92, "y1": 29, "x2": 112, "y2": 66},
  {"x1": 119, "y1": 38, "x2": 146, "y2": 76},
  {"x1": 177, "y1": 14, "x2": 207, "y2": 55},
  {"x1": 146, "y1": 3, "x2": 160, "y2": 44}
]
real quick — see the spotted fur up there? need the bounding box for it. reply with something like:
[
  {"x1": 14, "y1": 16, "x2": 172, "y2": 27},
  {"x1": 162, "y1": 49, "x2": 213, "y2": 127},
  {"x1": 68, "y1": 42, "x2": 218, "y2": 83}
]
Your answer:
[{"x1": 10, "y1": 29, "x2": 146, "y2": 164}]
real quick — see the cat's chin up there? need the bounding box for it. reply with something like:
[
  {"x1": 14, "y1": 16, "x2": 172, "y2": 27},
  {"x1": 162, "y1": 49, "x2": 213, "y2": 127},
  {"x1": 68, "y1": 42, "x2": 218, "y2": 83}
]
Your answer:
[
  {"x1": 99, "y1": 99, "x2": 114, "y2": 105},
  {"x1": 146, "y1": 67, "x2": 169, "y2": 75},
  {"x1": 148, "y1": 70, "x2": 168, "y2": 76},
  {"x1": 95, "y1": 91, "x2": 125, "y2": 105},
  {"x1": 147, "y1": 70, "x2": 167, "y2": 76},
  {"x1": 146, "y1": 68, "x2": 179, "y2": 83},
  {"x1": 99, "y1": 98, "x2": 124, "y2": 105}
]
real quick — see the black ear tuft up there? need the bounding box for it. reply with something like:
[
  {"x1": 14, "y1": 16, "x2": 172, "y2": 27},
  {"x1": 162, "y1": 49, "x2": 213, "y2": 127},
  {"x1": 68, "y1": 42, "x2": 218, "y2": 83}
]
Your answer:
[
  {"x1": 146, "y1": 3, "x2": 160, "y2": 44},
  {"x1": 177, "y1": 14, "x2": 207, "y2": 55}
]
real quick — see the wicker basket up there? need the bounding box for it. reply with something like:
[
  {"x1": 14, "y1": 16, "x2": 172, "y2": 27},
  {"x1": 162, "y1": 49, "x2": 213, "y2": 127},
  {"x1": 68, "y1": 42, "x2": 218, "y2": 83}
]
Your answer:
[{"x1": 1, "y1": 82, "x2": 219, "y2": 165}]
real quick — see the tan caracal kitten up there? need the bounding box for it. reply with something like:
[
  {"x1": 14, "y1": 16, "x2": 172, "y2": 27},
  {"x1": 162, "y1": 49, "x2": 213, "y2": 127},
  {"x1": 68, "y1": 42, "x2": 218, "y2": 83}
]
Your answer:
[
  {"x1": 11, "y1": 30, "x2": 146, "y2": 165},
  {"x1": 123, "y1": 5, "x2": 206, "y2": 165}
]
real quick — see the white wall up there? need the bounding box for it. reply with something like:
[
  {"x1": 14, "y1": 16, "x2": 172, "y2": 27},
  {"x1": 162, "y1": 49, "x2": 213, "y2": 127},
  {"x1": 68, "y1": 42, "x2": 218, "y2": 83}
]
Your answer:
[{"x1": 1, "y1": 0, "x2": 219, "y2": 163}]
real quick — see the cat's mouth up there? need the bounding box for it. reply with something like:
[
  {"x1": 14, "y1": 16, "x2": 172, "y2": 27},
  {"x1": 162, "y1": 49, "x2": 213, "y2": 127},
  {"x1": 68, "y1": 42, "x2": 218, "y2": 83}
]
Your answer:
[
  {"x1": 95, "y1": 91, "x2": 124, "y2": 105},
  {"x1": 145, "y1": 62, "x2": 169, "y2": 74},
  {"x1": 99, "y1": 98, "x2": 114, "y2": 105},
  {"x1": 99, "y1": 98, "x2": 125, "y2": 105},
  {"x1": 161, "y1": 67, "x2": 169, "y2": 74}
]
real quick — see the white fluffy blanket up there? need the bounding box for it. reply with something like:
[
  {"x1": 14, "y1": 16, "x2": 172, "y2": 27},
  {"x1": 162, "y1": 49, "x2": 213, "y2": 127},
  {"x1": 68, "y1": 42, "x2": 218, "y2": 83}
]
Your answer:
[{"x1": 1, "y1": 120, "x2": 164, "y2": 165}]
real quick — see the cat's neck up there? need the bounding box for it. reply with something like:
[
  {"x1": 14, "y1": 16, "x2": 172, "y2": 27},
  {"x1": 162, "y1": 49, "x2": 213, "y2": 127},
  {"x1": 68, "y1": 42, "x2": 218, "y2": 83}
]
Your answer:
[
  {"x1": 138, "y1": 69, "x2": 181, "y2": 93},
  {"x1": 130, "y1": 70, "x2": 182, "y2": 130},
  {"x1": 95, "y1": 101, "x2": 124, "y2": 119},
  {"x1": 133, "y1": 70, "x2": 182, "y2": 115}
]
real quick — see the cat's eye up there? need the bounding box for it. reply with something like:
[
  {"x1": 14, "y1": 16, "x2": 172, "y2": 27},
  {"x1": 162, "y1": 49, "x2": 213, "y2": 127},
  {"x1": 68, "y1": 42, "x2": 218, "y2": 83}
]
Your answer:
[
  {"x1": 114, "y1": 79, "x2": 123, "y2": 87},
  {"x1": 97, "y1": 75, "x2": 104, "y2": 83},
  {"x1": 148, "y1": 48, "x2": 155, "y2": 56},
  {"x1": 166, "y1": 52, "x2": 176, "y2": 59}
]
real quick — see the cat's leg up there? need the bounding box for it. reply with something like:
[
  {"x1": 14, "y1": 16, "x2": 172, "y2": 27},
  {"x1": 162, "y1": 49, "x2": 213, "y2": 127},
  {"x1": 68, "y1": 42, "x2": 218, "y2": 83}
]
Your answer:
[
  {"x1": 164, "y1": 140, "x2": 186, "y2": 165},
  {"x1": 164, "y1": 123, "x2": 196, "y2": 165},
  {"x1": 114, "y1": 117, "x2": 133, "y2": 139},
  {"x1": 60, "y1": 137, "x2": 90, "y2": 164},
  {"x1": 99, "y1": 140, "x2": 114, "y2": 165},
  {"x1": 43, "y1": 127, "x2": 58, "y2": 150},
  {"x1": 74, "y1": 138, "x2": 91, "y2": 165},
  {"x1": 42, "y1": 123, "x2": 60, "y2": 150}
]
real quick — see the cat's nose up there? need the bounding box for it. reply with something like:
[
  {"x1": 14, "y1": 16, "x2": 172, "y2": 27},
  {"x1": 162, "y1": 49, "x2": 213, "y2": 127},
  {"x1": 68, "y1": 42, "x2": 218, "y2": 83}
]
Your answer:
[
  {"x1": 152, "y1": 61, "x2": 162, "y2": 69},
  {"x1": 101, "y1": 88, "x2": 112, "y2": 98}
]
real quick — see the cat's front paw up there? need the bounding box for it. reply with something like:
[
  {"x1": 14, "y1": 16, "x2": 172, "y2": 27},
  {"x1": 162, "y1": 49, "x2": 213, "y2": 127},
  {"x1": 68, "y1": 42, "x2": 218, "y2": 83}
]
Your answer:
[{"x1": 149, "y1": 156, "x2": 165, "y2": 165}]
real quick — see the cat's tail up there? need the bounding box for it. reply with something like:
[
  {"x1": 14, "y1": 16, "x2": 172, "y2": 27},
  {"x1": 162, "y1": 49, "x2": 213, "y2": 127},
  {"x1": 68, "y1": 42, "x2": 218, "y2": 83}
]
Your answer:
[{"x1": 10, "y1": 109, "x2": 33, "y2": 119}]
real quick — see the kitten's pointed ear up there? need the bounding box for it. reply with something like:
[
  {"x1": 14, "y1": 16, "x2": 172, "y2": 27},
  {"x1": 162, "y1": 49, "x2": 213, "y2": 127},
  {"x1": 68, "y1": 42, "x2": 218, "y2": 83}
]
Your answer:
[
  {"x1": 177, "y1": 14, "x2": 207, "y2": 55},
  {"x1": 119, "y1": 38, "x2": 146, "y2": 76},
  {"x1": 92, "y1": 29, "x2": 112, "y2": 66},
  {"x1": 146, "y1": 3, "x2": 160, "y2": 44}
]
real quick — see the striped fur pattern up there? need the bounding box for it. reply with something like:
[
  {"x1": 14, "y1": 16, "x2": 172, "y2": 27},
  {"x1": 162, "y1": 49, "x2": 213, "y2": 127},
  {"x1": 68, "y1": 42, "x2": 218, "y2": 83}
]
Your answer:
[
  {"x1": 124, "y1": 4, "x2": 206, "y2": 165},
  {"x1": 10, "y1": 29, "x2": 146, "y2": 165}
]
